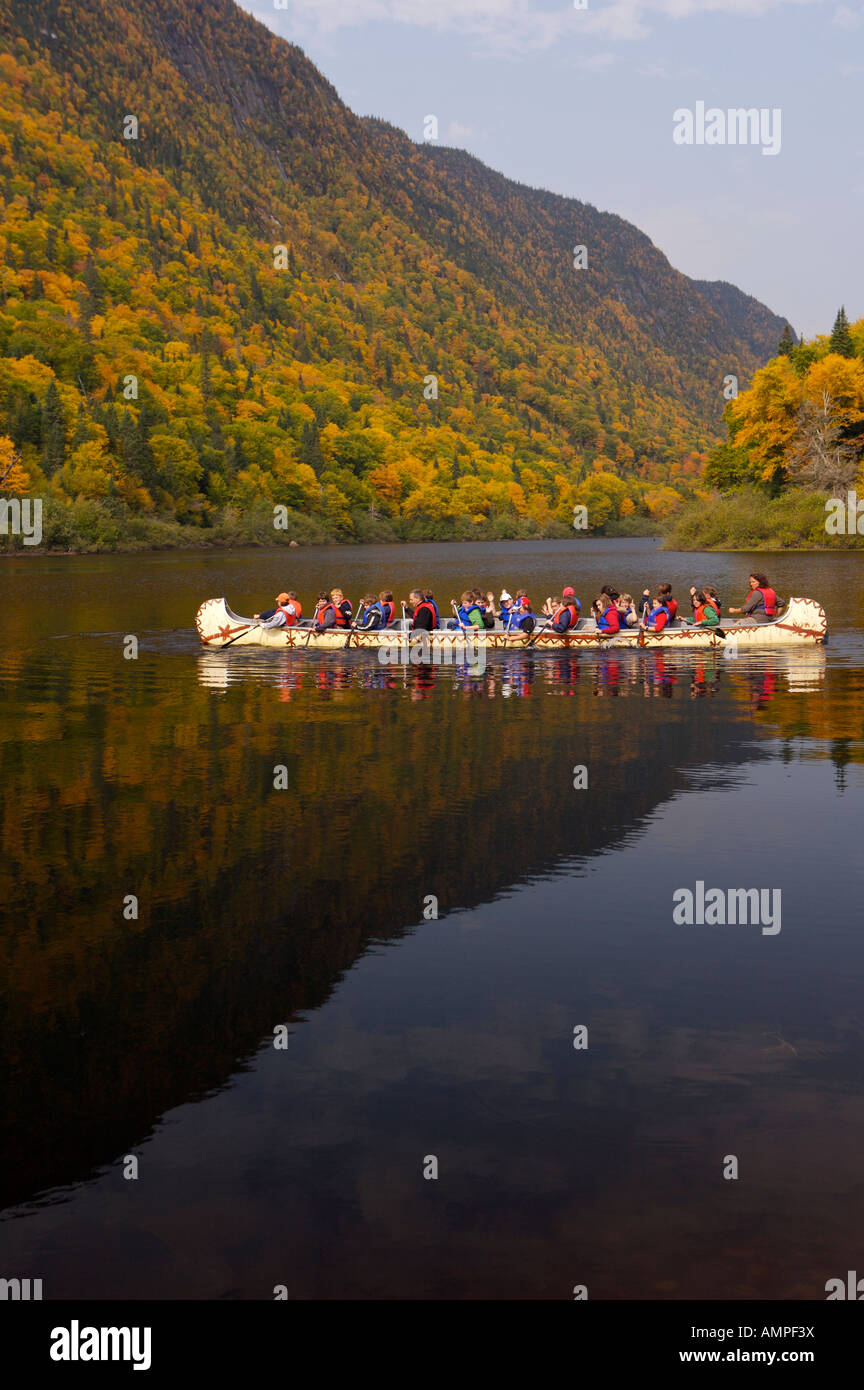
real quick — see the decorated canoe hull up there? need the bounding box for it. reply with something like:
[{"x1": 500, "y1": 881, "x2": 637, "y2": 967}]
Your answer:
[{"x1": 196, "y1": 596, "x2": 827, "y2": 651}]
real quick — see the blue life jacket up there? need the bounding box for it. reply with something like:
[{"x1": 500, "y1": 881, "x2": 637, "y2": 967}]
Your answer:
[
  {"x1": 505, "y1": 605, "x2": 531, "y2": 632},
  {"x1": 646, "y1": 603, "x2": 670, "y2": 629},
  {"x1": 597, "y1": 606, "x2": 620, "y2": 633},
  {"x1": 427, "y1": 598, "x2": 440, "y2": 627},
  {"x1": 364, "y1": 601, "x2": 385, "y2": 629},
  {"x1": 457, "y1": 603, "x2": 482, "y2": 626}
]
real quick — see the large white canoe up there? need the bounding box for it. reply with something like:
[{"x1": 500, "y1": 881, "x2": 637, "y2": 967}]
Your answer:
[{"x1": 196, "y1": 596, "x2": 827, "y2": 651}]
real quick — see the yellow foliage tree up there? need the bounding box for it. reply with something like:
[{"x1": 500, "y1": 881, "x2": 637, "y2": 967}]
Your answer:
[
  {"x1": 802, "y1": 354, "x2": 864, "y2": 427},
  {"x1": 729, "y1": 356, "x2": 801, "y2": 483},
  {"x1": 55, "y1": 441, "x2": 115, "y2": 499},
  {"x1": 0, "y1": 435, "x2": 31, "y2": 493}
]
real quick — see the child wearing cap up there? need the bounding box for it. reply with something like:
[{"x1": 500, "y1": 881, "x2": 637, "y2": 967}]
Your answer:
[
  {"x1": 493, "y1": 588, "x2": 514, "y2": 622},
  {"x1": 543, "y1": 587, "x2": 581, "y2": 621},
  {"x1": 255, "y1": 591, "x2": 302, "y2": 628}
]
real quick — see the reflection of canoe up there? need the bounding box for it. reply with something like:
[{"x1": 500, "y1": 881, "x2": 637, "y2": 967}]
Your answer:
[{"x1": 196, "y1": 596, "x2": 828, "y2": 651}]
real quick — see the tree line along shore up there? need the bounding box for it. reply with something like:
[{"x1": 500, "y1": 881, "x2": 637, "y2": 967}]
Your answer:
[{"x1": 2, "y1": 311, "x2": 862, "y2": 555}]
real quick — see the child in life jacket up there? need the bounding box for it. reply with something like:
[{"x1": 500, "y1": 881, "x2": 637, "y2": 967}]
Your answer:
[
  {"x1": 514, "y1": 590, "x2": 536, "y2": 632},
  {"x1": 422, "y1": 591, "x2": 440, "y2": 627},
  {"x1": 450, "y1": 591, "x2": 485, "y2": 629},
  {"x1": 255, "y1": 591, "x2": 302, "y2": 628},
  {"x1": 593, "y1": 595, "x2": 621, "y2": 635},
  {"x1": 311, "y1": 590, "x2": 330, "y2": 626},
  {"x1": 499, "y1": 589, "x2": 535, "y2": 633},
  {"x1": 471, "y1": 588, "x2": 496, "y2": 629},
  {"x1": 685, "y1": 590, "x2": 720, "y2": 627},
  {"x1": 616, "y1": 594, "x2": 638, "y2": 628},
  {"x1": 544, "y1": 590, "x2": 581, "y2": 633},
  {"x1": 643, "y1": 592, "x2": 671, "y2": 631},
  {"x1": 495, "y1": 589, "x2": 516, "y2": 623},
  {"x1": 378, "y1": 590, "x2": 397, "y2": 626},
  {"x1": 658, "y1": 584, "x2": 678, "y2": 622},
  {"x1": 356, "y1": 593, "x2": 385, "y2": 629},
  {"x1": 315, "y1": 589, "x2": 351, "y2": 630}
]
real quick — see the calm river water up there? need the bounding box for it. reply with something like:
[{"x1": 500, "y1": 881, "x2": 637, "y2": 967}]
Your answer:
[{"x1": 1, "y1": 537, "x2": 863, "y2": 1299}]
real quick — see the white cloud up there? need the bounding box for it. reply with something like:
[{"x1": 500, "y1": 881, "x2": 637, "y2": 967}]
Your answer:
[
  {"x1": 832, "y1": 3, "x2": 864, "y2": 23},
  {"x1": 247, "y1": 0, "x2": 832, "y2": 52},
  {"x1": 574, "y1": 50, "x2": 619, "y2": 69},
  {"x1": 446, "y1": 119, "x2": 475, "y2": 143},
  {"x1": 248, "y1": 0, "x2": 838, "y2": 49}
]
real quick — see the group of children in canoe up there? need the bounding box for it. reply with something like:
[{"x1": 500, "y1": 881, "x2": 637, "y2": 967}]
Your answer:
[{"x1": 254, "y1": 573, "x2": 781, "y2": 635}]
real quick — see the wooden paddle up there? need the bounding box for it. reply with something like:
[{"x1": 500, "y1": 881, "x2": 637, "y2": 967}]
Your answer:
[
  {"x1": 525, "y1": 613, "x2": 552, "y2": 648},
  {"x1": 342, "y1": 600, "x2": 363, "y2": 648},
  {"x1": 451, "y1": 600, "x2": 473, "y2": 637},
  {"x1": 222, "y1": 624, "x2": 255, "y2": 648}
]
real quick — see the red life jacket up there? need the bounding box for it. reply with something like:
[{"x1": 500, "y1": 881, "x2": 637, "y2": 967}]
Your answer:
[
  {"x1": 597, "y1": 606, "x2": 620, "y2": 633},
  {"x1": 756, "y1": 586, "x2": 778, "y2": 617},
  {"x1": 319, "y1": 602, "x2": 348, "y2": 629},
  {"x1": 666, "y1": 598, "x2": 678, "y2": 620},
  {"x1": 412, "y1": 600, "x2": 437, "y2": 628},
  {"x1": 705, "y1": 596, "x2": 720, "y2": 615},
  {"x1": 381, "y1": 601, "x2": 395, "y2": 626},
  {"x1": 553, "y1": 603, "x2": 579, "y2": 630}
]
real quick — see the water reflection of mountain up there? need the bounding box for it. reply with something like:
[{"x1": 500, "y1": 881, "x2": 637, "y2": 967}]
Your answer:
[{"x1": 0, "y1": 647, "x2": 835, "y2": 1211}]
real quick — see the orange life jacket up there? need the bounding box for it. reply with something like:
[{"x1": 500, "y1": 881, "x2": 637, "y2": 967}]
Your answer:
[
  {"x1": 553, "y1": 603, "x2": 579, "y2": 630},
  {"x1": 276, "y1": 602, "x2": 299, "y2": 627},
  {"x1": 319, "y1": 602, "x2": 348, "y2": 629}
]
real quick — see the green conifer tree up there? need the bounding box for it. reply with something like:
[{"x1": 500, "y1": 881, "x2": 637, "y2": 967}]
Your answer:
[
  {"x1": 829, "y1": 306, "x2": 855, "y2": 358},
  {"x1": 41, "y1": 381, "x2": 66, "y2": 475},
  {"x1": 777, "y1": 323, "x2": 795, "y2": 357},
  {"x1": 299, "y1": 420, "x2": 323, "y2": 474}
]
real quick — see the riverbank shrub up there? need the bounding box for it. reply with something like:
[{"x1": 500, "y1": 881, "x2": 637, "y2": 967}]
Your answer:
[
  {"x1": 0, "y1": 497, "x2": 600, "y2": 554},
  {"x1": 664, "y1": 487, "x2": 864, "y2": 550}
]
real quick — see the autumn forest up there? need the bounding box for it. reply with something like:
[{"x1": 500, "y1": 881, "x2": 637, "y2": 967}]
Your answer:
[{"x1": 0, "y1": 0, "x2": 860, "y2": 551}]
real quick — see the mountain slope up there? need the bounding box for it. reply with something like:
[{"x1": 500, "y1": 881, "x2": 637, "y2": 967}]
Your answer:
[{"x1": 0, "y1": 0, "x2": 790, "y2": 545}]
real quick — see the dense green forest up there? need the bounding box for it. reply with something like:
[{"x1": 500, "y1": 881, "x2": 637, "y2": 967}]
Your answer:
[{"x1": 1, "y1": 0, "x2": 790, "y2": 551}]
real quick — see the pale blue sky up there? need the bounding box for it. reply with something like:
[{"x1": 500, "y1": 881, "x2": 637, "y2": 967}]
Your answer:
[{"x1": 243, "y1": 1, "x2": 863, "y2": 337}]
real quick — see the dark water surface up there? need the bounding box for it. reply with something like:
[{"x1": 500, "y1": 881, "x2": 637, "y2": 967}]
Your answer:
[{"x1": 2, "y1": 538, "x2": 864, "y2": 1299}]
